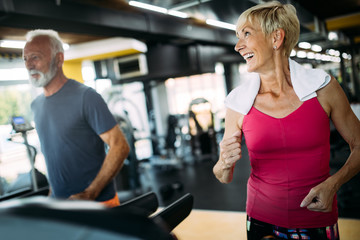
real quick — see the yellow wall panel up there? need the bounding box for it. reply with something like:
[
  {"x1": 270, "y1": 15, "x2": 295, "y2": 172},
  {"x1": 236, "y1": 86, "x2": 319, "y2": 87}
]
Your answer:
[{"x1": 63, "y1": 61, "x2": 84, "y2": 83}]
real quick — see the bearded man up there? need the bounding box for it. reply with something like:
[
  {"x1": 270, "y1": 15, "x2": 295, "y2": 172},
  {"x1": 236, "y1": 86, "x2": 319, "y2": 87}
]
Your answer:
[{"x1": 23, "y1": 29, "x2": 129, "y2": 207}]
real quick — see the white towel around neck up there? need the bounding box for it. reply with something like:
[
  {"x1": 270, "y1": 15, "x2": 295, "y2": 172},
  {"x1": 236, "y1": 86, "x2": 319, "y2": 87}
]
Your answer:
[{"x1": 224, "y1": 58, "x2": 331, "y2": 115}]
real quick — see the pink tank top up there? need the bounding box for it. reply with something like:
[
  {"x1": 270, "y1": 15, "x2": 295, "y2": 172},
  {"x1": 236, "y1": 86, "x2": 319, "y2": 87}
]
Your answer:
[{"x1": 243, "y1": 97, "x2": 338, "y2": 228}]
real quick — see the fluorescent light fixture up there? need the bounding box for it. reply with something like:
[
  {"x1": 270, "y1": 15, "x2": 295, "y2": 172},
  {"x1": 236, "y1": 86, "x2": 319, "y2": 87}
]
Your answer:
[
  {"x1": 321, "y1": 54, "x2": 331, "y2": 61},
  {"x1": 0, "y1": 40, "x2": 26, "y2": 49},
  {"x1": 328, "y1": 31, "x2": 338, "y2": 41},
  {"x1": 296, "y1": 50, "x2": 307, "y2": 58},
  {"x1": 0, "y1": 68, "x2": 28, "y2": 81},
  {"x1": 298, "y1": 42, "x2": 311, "y2": 49},
  {"x1": 311, "y1": 44, "x2": 322, "y2": 52},
  {"x1": 290, "y1": 50, "x2": 296, "y2": 57},
  {"x1": 307, "y1": 52, "x2": 315, "y2": 59},
  {"x1": 315, "y1": 53, "x2": 322, "y2": 60},
  {"x1": 215, "y1": 63, "x2": 224, "y2": 75},
  {"x1": 63, "y1": 43, "x2": 70, "y2": 51},
  {"x1": 327, "y1": 49, "x2": 339, "y2": 56},
  {"x1": 0, "y1": 39, "x2": 70, "y2": 50},
  {"x1": 342, "y1": 53, "x2": 351, "y2": 60},
  {"x1": 327, "y1": 49, "x2": 340, "y2": 57},
  {"x1": 168, "y1": 10, "x2": 188, "y2": 18},
  {"x1": 331, "y1": 56, "x2": 341, "y2": 63},
  {"x1": 129, "y1": 1, "x2": 167, "y2": 14},
  {"x1": 206, "y1": 19, "x2": 236, "y2": 31}
]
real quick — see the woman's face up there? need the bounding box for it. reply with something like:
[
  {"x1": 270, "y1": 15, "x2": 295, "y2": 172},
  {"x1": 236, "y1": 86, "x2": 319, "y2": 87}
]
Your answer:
[{"x1": 234, "y1": 20, "x2": 274, "y2": 73}]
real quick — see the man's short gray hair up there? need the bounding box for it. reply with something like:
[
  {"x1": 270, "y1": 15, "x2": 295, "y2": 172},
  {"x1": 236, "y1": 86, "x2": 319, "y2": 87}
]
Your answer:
[{"x1": 25, "y1": 29, "x2": 64, "y2": 57}]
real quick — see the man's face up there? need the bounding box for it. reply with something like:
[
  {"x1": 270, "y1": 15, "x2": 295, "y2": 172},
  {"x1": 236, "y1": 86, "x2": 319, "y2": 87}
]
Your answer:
[{"x1": 23, "y1": 36, "x2": 57, "y2": 87}]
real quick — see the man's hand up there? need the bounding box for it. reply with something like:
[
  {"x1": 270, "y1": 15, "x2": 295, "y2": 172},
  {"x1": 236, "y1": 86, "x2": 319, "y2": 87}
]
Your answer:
[{"x1": 68, "y1": 189, "x2": 96, "y2": 201}]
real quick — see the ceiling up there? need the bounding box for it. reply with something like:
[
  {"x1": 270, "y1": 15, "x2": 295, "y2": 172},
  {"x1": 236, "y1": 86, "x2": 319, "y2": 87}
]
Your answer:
[{"x1": 0, "y1": 0, "x2": 359, "y2": 58}]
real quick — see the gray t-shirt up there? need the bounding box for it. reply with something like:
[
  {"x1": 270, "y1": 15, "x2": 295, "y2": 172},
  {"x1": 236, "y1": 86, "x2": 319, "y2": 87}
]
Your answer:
[{"x1": 31, "y1": 79, "x2": 117, "y2": 201}]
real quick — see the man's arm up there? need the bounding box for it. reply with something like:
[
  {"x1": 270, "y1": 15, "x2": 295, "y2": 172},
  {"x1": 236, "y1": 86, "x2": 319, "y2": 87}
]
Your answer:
[{"x1": 69, "y1": 125, "x2": 130, "y2": 200}]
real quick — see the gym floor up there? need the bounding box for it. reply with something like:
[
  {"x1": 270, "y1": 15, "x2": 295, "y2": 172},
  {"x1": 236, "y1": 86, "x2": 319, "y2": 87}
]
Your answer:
[{"x1": 132, "y1": 141, "x2": 360, "y2": 220}]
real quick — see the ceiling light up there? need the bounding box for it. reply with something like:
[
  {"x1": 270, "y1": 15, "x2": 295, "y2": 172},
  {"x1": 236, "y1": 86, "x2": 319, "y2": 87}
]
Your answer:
[
  {"x1": 298, "y1": 42, "x2": 311, "y2": 49},
  {"x1": 328, "y1": 31, "x2": 338, "y2": 41},
  {"x1": 0, "y1": 39, "x2": 70, "y2": 50},
  {"x1": 315, "y1": 53, "x2": 322, "y2": 60},
  {"x1": 168, "y1": 10, "x2": 188, "y2": 18},
  {"x1": 321, "y1": 54, "x2": 331, "y2": 61},
  {"x1": 342, "y1": 53, "x2": 352, "y2": 60},
  {"x1": 327, "y1": 49, "x2": 340, "y2": 57},
  {"x1": 129, "y1": 1, "x2": 167, "y2": 14},
  {"x1": 0, "y1": 40, "x2": 26, "y2": 49},
  {"x1": 290, "y1": 50, "x2": 296, "y2": 57},
  {"x1": 63, "y1": 43, "x2": 70, "y2": 51},
  {"x1": 296, "y1": 50, "x2": 307, "y2": 58},
  {"x1": 307, "y1": 52, "x2": 315, "y2": 59},
  {"x1": 311, "y1": 44, "x2": 322, "y2": 52},
  {"x1": 205, "y1": 19, "x2": 236, "y2": 31},
  {"x1": 331, "y1": 56, "x2": 341, "y2": 63},
  {"x1": 215, "y1": 63, "x2": 224, "y2": 74},
  {"x1": 327, "y1": 49, "x2": 338, "y2": 56},
  {"x1": 0, "y1": 68, "x2": 28, "y2": 80}
]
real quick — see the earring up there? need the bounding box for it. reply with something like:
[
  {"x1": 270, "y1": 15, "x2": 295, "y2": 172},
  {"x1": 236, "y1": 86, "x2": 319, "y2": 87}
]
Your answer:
[{"x1": 273, "y1": 46, "x2": 277, "y2": 50}]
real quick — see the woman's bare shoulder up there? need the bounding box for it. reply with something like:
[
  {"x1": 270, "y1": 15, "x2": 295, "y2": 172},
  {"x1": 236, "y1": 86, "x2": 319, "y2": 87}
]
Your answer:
[{"x1": 316, "y1": 76, "x2": 343, "y2": 116}]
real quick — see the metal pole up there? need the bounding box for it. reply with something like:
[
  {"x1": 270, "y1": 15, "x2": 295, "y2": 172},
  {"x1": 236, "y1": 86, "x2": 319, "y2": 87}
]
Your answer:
[{"x1": 22, "y1": 132, "x2": 38, "y2": 192}]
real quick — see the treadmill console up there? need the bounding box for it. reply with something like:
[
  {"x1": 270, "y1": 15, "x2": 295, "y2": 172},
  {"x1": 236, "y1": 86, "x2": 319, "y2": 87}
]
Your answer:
[{"x1": 11, "y1": 116, "x2": 34, "y2": 133}]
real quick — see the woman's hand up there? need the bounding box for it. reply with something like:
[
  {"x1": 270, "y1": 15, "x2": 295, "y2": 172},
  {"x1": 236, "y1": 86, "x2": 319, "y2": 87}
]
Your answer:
[
  {"x1": 213, "y1": 130, "x2": 242, "y2": 183},
  {"x1": 300, "y1": 179, "x2": 337, "y2": 212},
  {"x1": 219, "y1": 130, "x2": 242, "y2": 169}
]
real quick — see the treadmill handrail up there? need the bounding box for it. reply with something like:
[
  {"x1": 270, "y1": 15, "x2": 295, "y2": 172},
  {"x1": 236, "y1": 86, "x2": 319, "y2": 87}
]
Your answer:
[
  {"x1": 151, "y1": 193, "x2": 193, "y2": 231},
  {"x1": 115, "y1": 191, "x2": 158, "y2": 216}
]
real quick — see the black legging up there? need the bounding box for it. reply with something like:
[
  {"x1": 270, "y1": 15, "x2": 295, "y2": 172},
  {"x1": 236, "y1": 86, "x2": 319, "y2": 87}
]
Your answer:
[{"x1": 246, "y1": 216, "x2": 339, "y2": 240}]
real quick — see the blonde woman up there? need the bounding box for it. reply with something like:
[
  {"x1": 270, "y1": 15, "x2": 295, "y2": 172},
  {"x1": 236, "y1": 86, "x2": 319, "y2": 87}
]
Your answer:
[{"x1": 213, "y1": 1, "x2": 360, "y2": 239}]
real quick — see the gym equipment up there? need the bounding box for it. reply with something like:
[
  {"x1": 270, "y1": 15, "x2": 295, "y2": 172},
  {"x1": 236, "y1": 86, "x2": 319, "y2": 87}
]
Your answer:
[
  {"x1": 113, "y1": 113, "x2": 142, "y2": 192},
  {"x1": 116, "y1": 191, "x2": 159, "y2": 215},
  {"x1": 103, "y1": 90, "x2": 144, "y2": 193},
  {"x1": 188, "y1": 98, "x2": 218, "y2": 160},
  {"x1": 0, "y1": 192, "x2": 193, "y2": 240},
  {"x1": 10, "y1": 116, "x2": 38, "y2": 191},
  {"x1": 0, "y1": 116, "x2": 49, "y2": 201},
  {"x1": 11, "y1": 116, "x2": 34, "y2": 133}
]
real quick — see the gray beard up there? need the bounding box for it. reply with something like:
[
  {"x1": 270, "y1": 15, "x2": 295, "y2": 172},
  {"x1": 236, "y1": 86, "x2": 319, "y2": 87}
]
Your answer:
[{"x1": 28, "y1": 61, "x2": 57, "y2": 88}]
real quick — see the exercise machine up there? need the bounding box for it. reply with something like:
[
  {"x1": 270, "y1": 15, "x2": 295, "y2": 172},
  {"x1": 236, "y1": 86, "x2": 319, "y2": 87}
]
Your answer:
[
  {"x1": 0, "y1": 116, "x2": 48, "y2": 201},
  {"x1": 0, "y1": 191, "x2": 193, "y2": 239},
  {"x1": 188, "y1": 98, "x2": 218, "y2": 161}
]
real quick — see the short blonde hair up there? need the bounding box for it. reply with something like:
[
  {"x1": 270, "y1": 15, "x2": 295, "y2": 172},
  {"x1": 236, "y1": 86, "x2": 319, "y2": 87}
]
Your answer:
[
  {"x1": 237, "y1": 1, "x2": 299, "y2": 57},
  {"x1": 25, "y1": 29, "x2": 64, "y2": 57}
]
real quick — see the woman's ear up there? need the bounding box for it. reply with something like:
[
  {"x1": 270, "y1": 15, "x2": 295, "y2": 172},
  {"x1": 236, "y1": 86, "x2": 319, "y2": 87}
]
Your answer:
[{"x1": 273, "y1": 28, "x2": 285, "y2": 49}]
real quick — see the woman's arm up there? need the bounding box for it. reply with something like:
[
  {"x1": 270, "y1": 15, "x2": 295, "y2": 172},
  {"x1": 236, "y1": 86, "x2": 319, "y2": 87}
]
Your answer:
[
  {"x1": 301, "y1": 77, "x2": 360, "y2": 212},
  {"x1": 213, "y1": 108, "x2": 244, "y2": 183}
]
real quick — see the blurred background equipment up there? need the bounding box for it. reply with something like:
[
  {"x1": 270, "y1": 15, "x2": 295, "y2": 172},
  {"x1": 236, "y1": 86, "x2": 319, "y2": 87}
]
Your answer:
[
  {"x1": 188, "y1": 98, "x2": 218, "y2": 161},
  {"x1": 0, "y1": 116, "x2": 49, "y2": 201}
]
